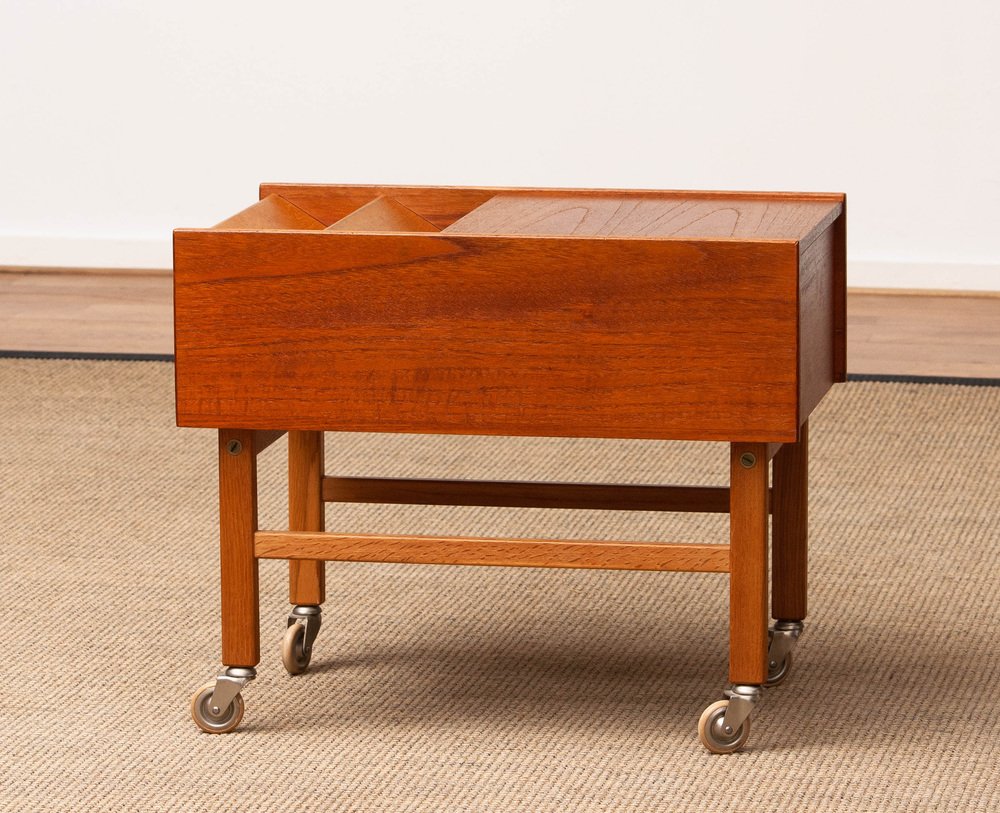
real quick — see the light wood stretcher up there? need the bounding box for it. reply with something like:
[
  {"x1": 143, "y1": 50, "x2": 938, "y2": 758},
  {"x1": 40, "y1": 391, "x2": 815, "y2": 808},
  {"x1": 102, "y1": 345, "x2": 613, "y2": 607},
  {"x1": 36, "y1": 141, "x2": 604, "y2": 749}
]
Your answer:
[{"x1": 174, "y1": 184, "x2": 846, "y2": 752}]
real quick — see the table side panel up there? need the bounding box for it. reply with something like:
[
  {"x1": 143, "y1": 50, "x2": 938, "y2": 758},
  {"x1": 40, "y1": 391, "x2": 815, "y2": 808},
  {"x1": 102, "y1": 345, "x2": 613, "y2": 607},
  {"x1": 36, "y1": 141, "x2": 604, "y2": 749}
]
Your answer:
[
  {"x1": 173, "y1": 232, "x2": 801, "y2": 441},
  {"x1": 799, "y1": 222, "x2": 840, "y2": 421},
  {"x1": 833, "y1": 205, "x2": 847, "y2": 381}
]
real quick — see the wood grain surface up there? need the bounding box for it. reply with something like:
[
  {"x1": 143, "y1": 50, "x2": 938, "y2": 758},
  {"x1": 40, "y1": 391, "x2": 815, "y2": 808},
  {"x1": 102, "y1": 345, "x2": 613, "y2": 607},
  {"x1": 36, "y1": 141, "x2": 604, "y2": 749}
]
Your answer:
[
  {"x1": 847, "y1": 292, "x2": 1000, "y2": 377},
  {"x1": 0, "y1": 270, "x2": 174, "y2": 354},
  {"x1": 260, "y1": 183, "x2": 843, "y2": 234},
  {"x1": 444, "y1": 194, "x2": 839, "y2": 244},
  {"x1": 325, "y1": 196, "x2": 440, "y2": 233},
  {"x1": 772, "y1": 420, "x2": 808, "y2": 620},
  {"x1": 288, "y1": 430, "x2": 325, "y2": 606},
  {"x1": 322, "y1": 477, "x2": 742, "y2": 513},
  {"x1": 173, "y1": 231, "x2": 803, "y2": 441},
  {"x1": 255, "y1": 531, "x2": 731, "y2": 573},
  {"x1": 218, "y1": 429, "x2": 260, "y2": 667},
  {"x1": 213, "y1": 194, "x2": 326, "y2": 230},
  {"x1": 260, "y1": 184, "x2": 496, "y2": 229},
  {"x1": 799, "y1": 223, "x2": 838, "y2": 421},
  {"x1": 728, "y1": 442, "x2": 769, "y2": 684}
]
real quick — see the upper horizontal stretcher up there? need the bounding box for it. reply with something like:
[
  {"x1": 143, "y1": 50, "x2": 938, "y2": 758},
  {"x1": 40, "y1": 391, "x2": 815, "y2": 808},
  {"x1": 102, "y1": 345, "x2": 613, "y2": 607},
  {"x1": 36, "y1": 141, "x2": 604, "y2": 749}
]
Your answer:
[{"x1": 173, "y1": 184, "x2": 846, "y2": 441}]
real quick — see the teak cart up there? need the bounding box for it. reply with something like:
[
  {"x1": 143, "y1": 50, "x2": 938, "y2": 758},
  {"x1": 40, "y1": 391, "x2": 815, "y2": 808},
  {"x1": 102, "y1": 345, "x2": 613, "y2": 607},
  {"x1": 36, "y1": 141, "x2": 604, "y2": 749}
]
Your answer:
[{"x1": 174, "y1": 184, "x2": 846, "y2": 753}]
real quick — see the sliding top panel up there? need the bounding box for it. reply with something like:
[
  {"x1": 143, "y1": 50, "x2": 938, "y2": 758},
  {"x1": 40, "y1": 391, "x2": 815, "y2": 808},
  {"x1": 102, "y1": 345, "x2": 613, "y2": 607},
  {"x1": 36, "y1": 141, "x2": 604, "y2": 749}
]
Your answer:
[{"x1": 444, "y1": 194, "x2": 839, "y2": 244}]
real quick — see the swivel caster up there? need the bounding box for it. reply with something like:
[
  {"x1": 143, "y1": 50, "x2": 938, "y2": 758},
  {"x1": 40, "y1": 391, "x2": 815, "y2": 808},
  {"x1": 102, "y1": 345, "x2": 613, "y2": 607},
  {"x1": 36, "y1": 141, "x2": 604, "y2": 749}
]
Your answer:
[
  {"x1": 764, "y1": 620, "x2": 804, "y2": 688},
  {"x1": 282, "y1": 605, "x2": 322, "y2": 675},
  {"x1": 698, "y1": 685, "x2": 762, "y2": 754},
  {"x1": 190, "y1": 667, "x2": 255, "y2": 734}
]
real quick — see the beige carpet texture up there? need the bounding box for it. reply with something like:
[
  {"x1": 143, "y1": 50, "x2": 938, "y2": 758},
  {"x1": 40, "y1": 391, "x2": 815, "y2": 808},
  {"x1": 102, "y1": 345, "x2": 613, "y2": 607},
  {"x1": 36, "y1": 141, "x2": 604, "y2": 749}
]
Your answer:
[{"x1": 1, "y1": 358, "x2": 999, "y2": 812}]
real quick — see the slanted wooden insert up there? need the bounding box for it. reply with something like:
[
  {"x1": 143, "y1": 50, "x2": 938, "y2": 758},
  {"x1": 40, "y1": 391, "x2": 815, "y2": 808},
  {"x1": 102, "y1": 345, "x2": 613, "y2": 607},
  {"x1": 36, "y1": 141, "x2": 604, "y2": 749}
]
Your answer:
[
  {"x1": 260, "y1": 184, "x2": 500, "y2": 230},
  {"x1": 213, "y1": 194, "x2": 326, "y2": 230},
  {"x1": 326, "y1": 196, "x2": 440, "y2": 233}
]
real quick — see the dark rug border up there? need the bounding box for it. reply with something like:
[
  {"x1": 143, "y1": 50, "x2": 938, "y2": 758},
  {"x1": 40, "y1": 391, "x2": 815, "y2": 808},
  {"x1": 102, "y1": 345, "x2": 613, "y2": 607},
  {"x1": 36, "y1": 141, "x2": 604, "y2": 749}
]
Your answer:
[
  {"x1": 845, "y1": 372, "x2": 1000, "y2": 387},
  {"x1": 2, "y1": 350, "x2": 999, "y2": 387},
  {"x1": 0, "y1": 349, "x2": 174, "y2": 362}
]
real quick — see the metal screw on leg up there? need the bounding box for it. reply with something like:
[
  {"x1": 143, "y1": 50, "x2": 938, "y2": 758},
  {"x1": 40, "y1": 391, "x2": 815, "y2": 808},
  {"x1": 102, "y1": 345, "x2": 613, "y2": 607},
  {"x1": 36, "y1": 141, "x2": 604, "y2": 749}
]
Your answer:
[
  {"x1": 740, "y1": 452, "x2": 757, "y2": 469},
  {"x1": 227, "y1": 439, "x2": 243, "y2": 455}
]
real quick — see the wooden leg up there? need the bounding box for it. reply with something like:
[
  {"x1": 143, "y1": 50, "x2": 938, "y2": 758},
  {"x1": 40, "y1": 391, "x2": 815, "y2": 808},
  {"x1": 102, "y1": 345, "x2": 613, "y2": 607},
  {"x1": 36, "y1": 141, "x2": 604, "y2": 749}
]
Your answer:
[
  {"x1": 288, "y1": 430, "x2": 326, "y2": 606},
  {"x1": 772, "y1": 420, "x2": 808, "y2": 621},
  {"x1": 219, "y1": 429, "x2": 260, "y2": 667},
  {"x1": 729, "y1": 442, "x2": 769, "y2": 685}
]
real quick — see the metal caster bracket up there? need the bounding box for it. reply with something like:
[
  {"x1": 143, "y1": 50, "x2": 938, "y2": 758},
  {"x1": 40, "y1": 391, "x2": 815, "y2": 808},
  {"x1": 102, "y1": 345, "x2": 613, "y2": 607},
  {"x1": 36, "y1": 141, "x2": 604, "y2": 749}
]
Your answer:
[
  {"x1": 768, "y1": 620, "x2": 804, "y2": 674},
  {"x1": 287, "y1": 605, "x2": 322, "y2": 659},
  {"x1": 209, "y1": 666, "x2": 256, "y2": 715},
  {"x1": 721, "y1": 684, "x2": 763, "y2": 734}
]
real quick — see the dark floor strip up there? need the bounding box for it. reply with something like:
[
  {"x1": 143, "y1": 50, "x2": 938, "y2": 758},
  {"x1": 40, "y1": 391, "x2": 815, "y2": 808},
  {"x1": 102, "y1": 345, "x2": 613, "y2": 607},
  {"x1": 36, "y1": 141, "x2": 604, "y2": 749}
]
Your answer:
[
  {"x1": 0, "y1": 349, "x2": 175, "y2": 362},
  {"x1": 847, "y1": 372, "x2": 1000, "y2": 387}
]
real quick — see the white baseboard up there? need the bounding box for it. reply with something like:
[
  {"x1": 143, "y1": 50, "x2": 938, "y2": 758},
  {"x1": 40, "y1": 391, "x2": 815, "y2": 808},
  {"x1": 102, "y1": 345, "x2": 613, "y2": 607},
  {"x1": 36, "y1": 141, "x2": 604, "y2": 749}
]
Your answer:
[
  {"x1": 848, "y1": 260, "x2": 998, "y2": 292},
  {"x1": 2, "y1": 235, "x2": 998, "y2": 292},
  {"x1": 0, "y1": 235, "x2": 172, "y2": 270}
]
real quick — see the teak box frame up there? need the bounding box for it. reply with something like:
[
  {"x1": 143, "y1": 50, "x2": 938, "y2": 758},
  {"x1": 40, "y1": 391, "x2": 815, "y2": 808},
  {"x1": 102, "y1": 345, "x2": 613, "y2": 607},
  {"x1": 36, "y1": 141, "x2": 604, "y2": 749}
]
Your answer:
[{"x1": 176, "y1": 183, "x2": 845, "y2": 748}]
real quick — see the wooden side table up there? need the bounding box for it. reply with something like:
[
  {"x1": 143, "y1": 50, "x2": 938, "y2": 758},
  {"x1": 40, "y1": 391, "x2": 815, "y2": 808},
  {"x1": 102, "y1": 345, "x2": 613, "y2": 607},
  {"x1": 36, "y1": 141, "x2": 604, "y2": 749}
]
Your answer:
[{"x1": 174, "y1": 184, "x2": 846, "y2": 752}]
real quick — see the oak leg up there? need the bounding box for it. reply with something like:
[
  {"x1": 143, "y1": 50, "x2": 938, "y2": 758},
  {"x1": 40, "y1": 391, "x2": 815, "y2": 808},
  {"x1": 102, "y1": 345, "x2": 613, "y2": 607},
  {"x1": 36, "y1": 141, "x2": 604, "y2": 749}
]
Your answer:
[
  {"x1": 219, "y1": 429, "x2": 260, "y2": 667},
  {"x1": 772, "y1": 420, "x2": 808, "y2": 621},
  {"x1": 728, "y1": 442, "x2": 769, "y2": 685},
  {"x1": 288, "y1": 430, "x2": 326, "y2": 605}
]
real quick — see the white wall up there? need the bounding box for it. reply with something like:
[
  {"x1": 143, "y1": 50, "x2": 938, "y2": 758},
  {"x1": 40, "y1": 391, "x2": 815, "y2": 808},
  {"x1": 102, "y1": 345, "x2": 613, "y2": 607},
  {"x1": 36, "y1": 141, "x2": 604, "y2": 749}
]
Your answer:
[{"x1": 1, "y1": 1, "x2": 998, "y2": 290}]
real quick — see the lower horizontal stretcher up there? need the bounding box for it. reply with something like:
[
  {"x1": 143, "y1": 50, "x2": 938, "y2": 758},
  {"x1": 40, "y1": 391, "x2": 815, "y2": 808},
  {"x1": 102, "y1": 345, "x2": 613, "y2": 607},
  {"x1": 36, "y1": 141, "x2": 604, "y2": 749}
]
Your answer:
[{"x1": 254, "y1": 531, "x2": 732, "y2": 573}]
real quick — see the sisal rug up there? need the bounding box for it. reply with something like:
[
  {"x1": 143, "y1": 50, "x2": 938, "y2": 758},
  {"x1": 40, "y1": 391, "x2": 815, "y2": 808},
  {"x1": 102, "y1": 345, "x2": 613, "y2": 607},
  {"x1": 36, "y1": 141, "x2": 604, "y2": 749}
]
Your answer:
[{"x1": 0, "y1": 358, "x2": 998, "y2": 812}]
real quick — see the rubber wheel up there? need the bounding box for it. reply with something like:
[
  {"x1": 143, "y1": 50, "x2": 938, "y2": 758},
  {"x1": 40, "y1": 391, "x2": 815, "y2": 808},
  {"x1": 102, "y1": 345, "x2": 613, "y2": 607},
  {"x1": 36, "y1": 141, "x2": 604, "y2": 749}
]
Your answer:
[
  {"x1": 190, "y1": 682, "x2": 245, "y2": 734},
  {"x1": 282, "y1": 623, "x2": 310, "y2": 675},
  {"x1": 764, "y1": 650, "x2": 793, "y2": 688},
  {"x1": 698, "y1": 699, "x2": 751, "y2": 754}
]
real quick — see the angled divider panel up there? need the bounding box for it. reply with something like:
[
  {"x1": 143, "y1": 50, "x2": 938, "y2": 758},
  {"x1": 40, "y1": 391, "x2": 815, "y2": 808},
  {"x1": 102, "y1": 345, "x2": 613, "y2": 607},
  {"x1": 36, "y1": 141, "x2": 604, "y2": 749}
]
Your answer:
[
  {"x1": 325, "y1": 196, "x2": 441, "y2": 232},
  {"x1": 213, "y1": 194, "x2": 328, "y2": 230}
]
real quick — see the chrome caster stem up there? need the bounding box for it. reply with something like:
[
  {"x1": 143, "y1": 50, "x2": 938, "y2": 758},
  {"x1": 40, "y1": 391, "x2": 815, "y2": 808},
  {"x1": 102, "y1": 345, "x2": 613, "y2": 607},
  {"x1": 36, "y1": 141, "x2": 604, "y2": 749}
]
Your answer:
[
  {"x1": 766, "y1": 620, "x2": 804, "y2": 687},
  {"x1": 288, "y1": 605, "x2": 322, "y2": 657},
  {"x1": 210, "y1": 666, "x2": 256, "y2": 713},
  {"x1": 722, "y1": 684, "x2": 763, "y2": 733},
  {"x1": 283, "y1": 605, "x2": 322, "y2": 675}
]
